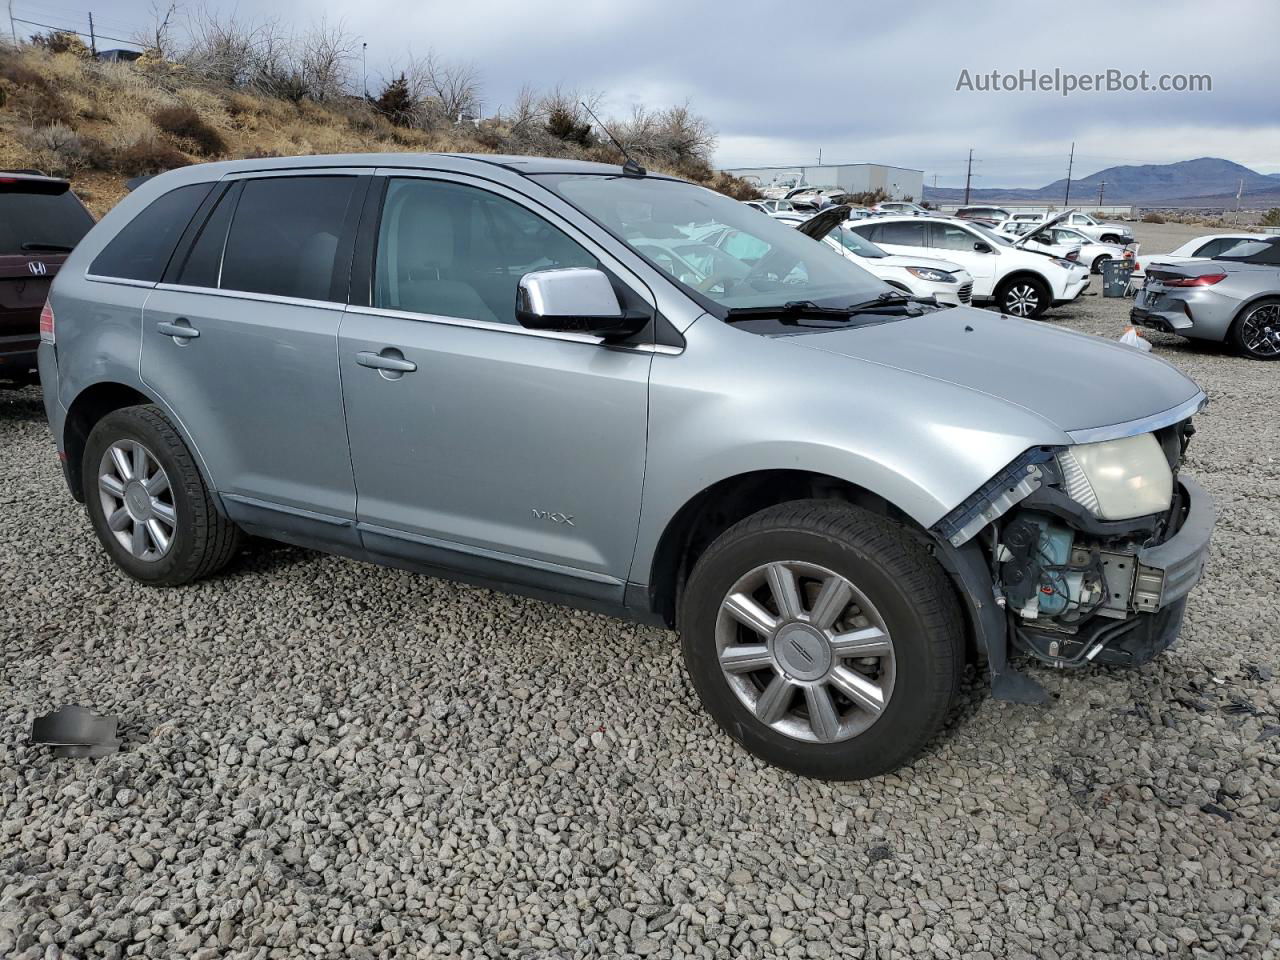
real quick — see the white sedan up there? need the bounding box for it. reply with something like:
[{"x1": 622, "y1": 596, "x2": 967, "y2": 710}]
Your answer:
[{"x1": 1138, "y1": 232, "x2": 1270, "y2": 275}]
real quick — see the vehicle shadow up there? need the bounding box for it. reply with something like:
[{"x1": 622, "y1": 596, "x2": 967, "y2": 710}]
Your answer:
[{"x1": 0, "y1": 384, "x2": 45, "y2": 423}]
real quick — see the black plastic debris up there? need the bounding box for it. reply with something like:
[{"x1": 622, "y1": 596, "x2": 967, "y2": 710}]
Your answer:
[
  {"x1": 1257, "y1": 725, "x2": 1280, "y2": 742},
  {"x1": 30, "y1": 705, "x2": 120, "y2": 758},
  {"x1": 1199, "y1": 802, "x2": 1233, "y2": 822},
  {"x1": 867, "y1": 845, "x2": 892, "y2": 863}
]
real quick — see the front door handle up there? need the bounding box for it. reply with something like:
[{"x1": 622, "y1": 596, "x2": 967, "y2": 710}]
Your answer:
[
  {"x1": 156, "y1": 319, "x2": 199, "y2": 340},
  {"x1": 356, "y1": 350, "x2": 417, "y2": 374}
]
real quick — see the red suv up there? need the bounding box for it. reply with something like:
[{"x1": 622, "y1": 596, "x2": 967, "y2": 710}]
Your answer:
[{"x1": 0, "y1": 171, "x2": 95, "y2": 383}]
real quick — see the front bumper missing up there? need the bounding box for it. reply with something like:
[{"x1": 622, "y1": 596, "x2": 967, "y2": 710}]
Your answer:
[{"x1": 1133, "y1": 474, "x2": 1215, "y2": 612}]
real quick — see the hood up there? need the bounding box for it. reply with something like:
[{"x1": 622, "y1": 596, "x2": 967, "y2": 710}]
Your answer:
[
  {"x1": 789, "y1": 306, "x2": 1202, "y2": 435},
  {"x1": 878, "y1": 253, "x2": 966, "y2": 273},
  {"x1": 1011, "y1": 210, "x2": 1071, "y2": 249},
  {"x1": 796, "y1": 205, "x2": 852, "y2": 240}
]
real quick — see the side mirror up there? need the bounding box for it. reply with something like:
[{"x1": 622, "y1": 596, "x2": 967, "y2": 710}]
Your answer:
[
  {"x1": 973, "y1": 241, "x2": 993, "y2": 253},
  {"x1": 515, "y1": 268, "x2": 646, "y2": 340}
]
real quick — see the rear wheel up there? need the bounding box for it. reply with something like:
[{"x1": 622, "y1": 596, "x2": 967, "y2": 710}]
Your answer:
[
  {"x1": 1100, "y1": 234, "x2": 1122, "y2": 244},
  {"x1": 1230, "y1": 298, "x2": 1280, "y2": 360},
  {"x1": 678, "y1": 500, "x2": 963, "y2": 780},
  {"x1": 996, "y1": 276, "x2": 1050, "y2": 318},
  {"x1": 1091, "y1": 255, "x2": 1111, "y2": 274},
  {"x1": 83, "y1": 405, "x2": 241, "y2": 585}
]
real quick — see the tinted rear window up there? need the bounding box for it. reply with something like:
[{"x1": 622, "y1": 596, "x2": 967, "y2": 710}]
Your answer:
[
  {"x1": 0, "y1": 191, "x2": 94, "y2": 255},
  {"x1": 218, "y1": 176, "x2": 357, "y2": 301},
  {"x1": 90, "y1": 183, "x2": 213, "y2": 281}
]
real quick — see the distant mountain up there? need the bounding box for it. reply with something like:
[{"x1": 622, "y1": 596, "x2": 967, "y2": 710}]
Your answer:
[{"x1": 924, "y1": 157, "x2": 1280, "y2": 207}]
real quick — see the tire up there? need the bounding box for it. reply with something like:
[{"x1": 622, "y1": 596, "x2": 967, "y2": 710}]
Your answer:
[
  {"x1": 995, "y1": 276, "x2": 1051, "y2": 318},
  {"x1": 83, "y1": 404, "x2": 240, "y2": 585},
  {"x1": 678, "y1": 500, "x2": 963, "y2": 780},
  {"x1": 1228, "y1": 298, "x2": 1280, "y2": 360},
  {"x1": 1100, "y1": 234, "x2": 1121, "y2": 244},
  {"x1": 1091, "y1": 255, "x2": 1111, "y2": 275}
]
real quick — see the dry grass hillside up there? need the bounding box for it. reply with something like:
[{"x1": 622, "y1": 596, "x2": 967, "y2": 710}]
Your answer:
[{"x1": 0, "y1": 41, "x2": 754, "y2": 218}]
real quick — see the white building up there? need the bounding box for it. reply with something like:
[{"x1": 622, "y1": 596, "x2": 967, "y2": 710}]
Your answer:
[{"x1": 721, "y1": 163, "x2": 925, "y2": 200}]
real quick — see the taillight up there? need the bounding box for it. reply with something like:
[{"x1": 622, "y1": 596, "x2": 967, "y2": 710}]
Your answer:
[
  {"x1": 39, "y1": 299, "x2": 55, "y2": 344},
  {"x1": 1164, "y1": 273, "x2": 1226, "y2": 287}
]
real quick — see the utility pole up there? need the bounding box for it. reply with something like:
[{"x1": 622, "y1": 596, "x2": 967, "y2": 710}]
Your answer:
[
  {"x1": 87, "y1": 12, "x2": 95, "y2": 55},
  {"x1": 817, "y1": 147, "x2": 822, "y2": 166},
  {"x1": 1232, "y1": 177, "x2": 1244, "y2": 224},
  {"x1": 963, "y1": 148, "x2": 973, "y2": 205},
  {"x1": 1063, "y1": 141, "x2": 1075, "y2": 206},
  {"x1": 361, "y1": 42, "x2": 368, "y2": 98},
  {"x1": 8, "y1": 1, "x2": 16, "y2": 43},
  {"x1": 1097, "y1": 181, "x2": 1106, "y2": 209}
]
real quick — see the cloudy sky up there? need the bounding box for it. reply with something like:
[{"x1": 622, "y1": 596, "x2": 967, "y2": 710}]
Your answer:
[{"x1": 20, "y1": 0, "x2": 1280, "y2": 186}]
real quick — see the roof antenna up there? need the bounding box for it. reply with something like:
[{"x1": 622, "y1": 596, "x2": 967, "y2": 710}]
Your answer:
[{"x1": 580, "y1": 101, "x2": 645, "y2": 178}]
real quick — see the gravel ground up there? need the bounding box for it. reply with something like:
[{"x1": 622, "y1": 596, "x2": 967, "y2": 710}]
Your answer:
[{"x1": 2, "y1": 222, "x2": 1278, "y2": 959}]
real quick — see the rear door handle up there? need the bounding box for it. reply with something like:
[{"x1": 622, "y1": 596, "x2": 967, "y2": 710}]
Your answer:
[
  {"x1": 356, "y1": 350, "x2": 416, "y2": 373},
  {"x1": 156, "y1": 319, "x2": 199, "y2": 340}
]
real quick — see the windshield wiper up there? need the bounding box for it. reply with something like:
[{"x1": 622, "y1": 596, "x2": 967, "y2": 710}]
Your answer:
[
  {"x1": 21, "y1": 242, "x2": 74, "y2": 252},
  {"x1": 841, "y1": 293, "x2": 937, "y2": 314},
  {"x1": 724, "y1": 299, "x2": 857, "y2": 321}
]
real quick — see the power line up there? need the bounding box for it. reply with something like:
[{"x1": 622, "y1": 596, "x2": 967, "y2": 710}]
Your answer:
[{"x1": 11, "y1": 14, "x2": 138, "y2": 45}]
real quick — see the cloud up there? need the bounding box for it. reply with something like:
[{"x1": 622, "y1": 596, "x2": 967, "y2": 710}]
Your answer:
[{"x1": 100, "y1": 0, "x2": 1280, "y2": 185}]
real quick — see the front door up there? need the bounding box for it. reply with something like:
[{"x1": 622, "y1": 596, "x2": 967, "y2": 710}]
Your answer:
[{"x1": 338, "y1": 174, "x2": 653, "y2": 600}]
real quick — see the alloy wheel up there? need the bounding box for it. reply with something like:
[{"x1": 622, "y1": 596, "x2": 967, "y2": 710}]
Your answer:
[
  {"x1": 1240, "y1": 303, "x2": 1280, "y2": 358},
  {"x1": 1003, "y1": 283, "x2": 1040, "y2": 317},
  {"x1": 714, "y1": 561, "x2": 896, "y2": 743},
  {"x1": 97, "y1": 440, "x2": 176, "y2": 561}
]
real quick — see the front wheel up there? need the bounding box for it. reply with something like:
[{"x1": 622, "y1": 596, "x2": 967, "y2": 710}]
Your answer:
[
  {"x1": 678, "y1": 500, "x2": 963, "y2": 780},
  {"x1": 1230, "y1": 298, "x2": 1280, "y2": 360},
  {"x1": 996, "y1": 276, "x2": 1050, "y2": 318}
]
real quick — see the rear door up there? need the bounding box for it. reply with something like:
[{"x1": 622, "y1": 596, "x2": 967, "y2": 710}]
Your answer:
[{"x1": 140, "y1": 171, "x2": 368, "y2": 527}]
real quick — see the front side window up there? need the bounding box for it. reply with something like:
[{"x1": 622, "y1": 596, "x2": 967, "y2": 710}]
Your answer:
[
  {"x1": 928, "y1": 222, "x2": 977, "y2": 252},
  {"x1": 89, "y1": 183, "x2": 212, "y2": 281},
  {"x1": 537, "y1": 174, "x2": 887, "y2": 313},
  {"x1": 219, "y1": 176, "x2": 358, "y2": 302},
  {"x1": 374, "y1": 178, "x2": 598, "y2": 325}
]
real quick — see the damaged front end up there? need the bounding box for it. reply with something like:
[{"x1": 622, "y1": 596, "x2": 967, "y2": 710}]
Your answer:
[{"x1": 931, "y1": 409, "x2": 1214, "y2": 702}]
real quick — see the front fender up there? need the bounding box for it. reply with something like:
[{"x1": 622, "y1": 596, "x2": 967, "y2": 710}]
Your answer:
[{"x1": 629, "y1": 316, "x2": 1071, "y2": 584}]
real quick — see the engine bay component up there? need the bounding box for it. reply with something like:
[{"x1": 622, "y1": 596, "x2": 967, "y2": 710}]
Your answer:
[{"x1": 998, "y1": 513, "x2": 1107, "y2": 623}]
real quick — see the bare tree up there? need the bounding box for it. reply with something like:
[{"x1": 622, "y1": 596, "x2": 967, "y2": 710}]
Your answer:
[
  {"x1": 296, "y1": 18, "x2": 357, "y2": 101},
  {"x1": 424, "y1": 51, "x2": 481, "y2": 120},
  {"x1": 133, "y1": 0, "x2": 180, "y2": 59}
]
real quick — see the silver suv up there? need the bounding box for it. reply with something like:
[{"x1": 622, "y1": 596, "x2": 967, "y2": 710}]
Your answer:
[{"x1": 39, "y1": 154, "x2": 1215, "y2": 779}]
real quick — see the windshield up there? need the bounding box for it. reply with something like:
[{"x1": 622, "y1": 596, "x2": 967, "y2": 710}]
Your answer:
[
  {"x1": 537, "y1": 174, "x2": 889, "y2": 313},
  {"x1": 970, "y1": 223, "x2": 1014, "y2": 247}
]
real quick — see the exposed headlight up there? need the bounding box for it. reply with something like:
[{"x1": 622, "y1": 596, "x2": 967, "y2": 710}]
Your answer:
[
  {"x1": 1051, "y1": 257, "x2": 1076, "y2": 269},
  {"x1": 905, "y1": 266, "x2": 956, "y2": 282},
  {"x1": 1057, "y1": 434, "x2": 1173, "y2": 520}
]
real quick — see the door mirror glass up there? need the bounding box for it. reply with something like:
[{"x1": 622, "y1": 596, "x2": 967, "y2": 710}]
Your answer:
[
  {"x1": 973, "y1": 240, "x2": 993, "y2": 253},
  {"x1": 516, "y1": 268, "x2": 644, "y2": 339}
]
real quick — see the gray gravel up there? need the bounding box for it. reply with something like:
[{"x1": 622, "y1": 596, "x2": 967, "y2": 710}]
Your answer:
[{"x1": 3, "y1": 226, "x2": 1279, "y2": 959}]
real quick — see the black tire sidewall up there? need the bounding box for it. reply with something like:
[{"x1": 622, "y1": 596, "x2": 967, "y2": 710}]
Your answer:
[
  {"x1": 998, "y1": 276, "x2": 1050, "y2": 318},
  {"x1": 1231, "y1": 298, "x2": 1280, "y2": 360},
  {"x1": 82, "y1": 408, "x2": 202, "y2": 584},
  {"x1": 680, "y1": 517, "x2": 959, "y2": 780}
]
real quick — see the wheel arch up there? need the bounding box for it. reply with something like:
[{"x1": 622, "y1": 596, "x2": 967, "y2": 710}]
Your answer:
[
  {"x1": 62, "y1": 381, "x2": 217, "y2": 506},
  {"x1": 643, "y1": 470, "x2": 978, "y2": 653}
]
